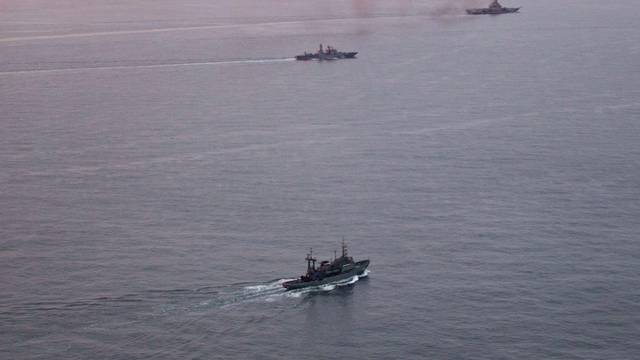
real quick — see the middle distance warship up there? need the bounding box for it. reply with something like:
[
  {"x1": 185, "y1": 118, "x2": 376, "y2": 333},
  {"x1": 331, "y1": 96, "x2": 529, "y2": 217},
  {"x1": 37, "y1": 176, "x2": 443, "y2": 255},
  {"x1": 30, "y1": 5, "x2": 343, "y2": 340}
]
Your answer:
[
  {"x1": 466, "y1": 0, "x2": 520, "y2": 15},
  {"x1": 295, "y1": 44, "x2": 358, "y2": 61},
  {"x1": 282, "y1": 241, "x2": 369, "y2": 290}
]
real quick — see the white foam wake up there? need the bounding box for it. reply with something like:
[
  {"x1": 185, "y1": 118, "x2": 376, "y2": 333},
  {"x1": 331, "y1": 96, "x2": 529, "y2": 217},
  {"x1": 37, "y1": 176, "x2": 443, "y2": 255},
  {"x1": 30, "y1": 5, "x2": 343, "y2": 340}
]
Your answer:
[
  {"x1": 0, "y1": 14, "x2": 429, "y2": 43},
  {"x1": 243, "y1": 278, "x2": 294, "y2": 293},
  {"x1": 284, "y1": 271, "x2": 369, "y2": 298},
  {"x1": 338, "y1": 275, "x2": 359, "y2": 285},
  {"x1": 0, "y1": 58, "x2": 295, "y2": 76},
  {"x1": 215, "y1": 271, "x2": 370, "y2": 304}
]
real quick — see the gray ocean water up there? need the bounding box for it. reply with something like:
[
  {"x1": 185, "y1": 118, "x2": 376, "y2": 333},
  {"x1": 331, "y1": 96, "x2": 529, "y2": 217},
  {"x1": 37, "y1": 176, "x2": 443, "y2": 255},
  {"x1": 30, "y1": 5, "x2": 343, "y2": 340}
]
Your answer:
[{"x1": 2, "y1": 0, "x2": 640, "y2": 359}]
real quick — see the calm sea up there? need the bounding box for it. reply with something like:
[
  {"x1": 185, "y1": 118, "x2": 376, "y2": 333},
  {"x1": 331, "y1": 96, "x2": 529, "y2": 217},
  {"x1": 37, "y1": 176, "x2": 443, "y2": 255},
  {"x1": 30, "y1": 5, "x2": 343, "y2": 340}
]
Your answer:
[{"x1": 1, "y1": 0, "x2": 639, "y2": 359}]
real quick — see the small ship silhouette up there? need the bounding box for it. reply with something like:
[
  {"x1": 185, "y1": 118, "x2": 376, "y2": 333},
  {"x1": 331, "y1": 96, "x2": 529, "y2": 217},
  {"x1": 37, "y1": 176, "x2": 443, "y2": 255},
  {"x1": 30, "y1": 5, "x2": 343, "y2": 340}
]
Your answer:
[
  {"x1": 467, "y1": 0, "x2": 520, "y2": 15},
  {"x1": 295, "y1": 44, "x2": 358, "y2": 61},
  {"x1": 282, "y1": 241, "x2": 369, "y2": 290}
]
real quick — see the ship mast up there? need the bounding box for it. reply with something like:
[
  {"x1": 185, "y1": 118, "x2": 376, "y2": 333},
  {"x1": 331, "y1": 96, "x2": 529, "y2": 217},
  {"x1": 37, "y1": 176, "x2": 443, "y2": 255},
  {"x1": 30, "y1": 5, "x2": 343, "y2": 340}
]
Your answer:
[
  {"x1": 341, "y1": 238, "x2": 348, "y2": 258},
  {"x1": 306, "y1": 248, "x2": 317, "y2": 272}
]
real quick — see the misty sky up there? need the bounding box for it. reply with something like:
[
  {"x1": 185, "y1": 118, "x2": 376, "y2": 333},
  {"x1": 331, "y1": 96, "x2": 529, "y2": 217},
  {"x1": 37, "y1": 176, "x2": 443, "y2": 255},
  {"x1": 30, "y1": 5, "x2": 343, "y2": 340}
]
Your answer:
[{"x1": 0, "y1": 0, "x2": 493, "y2": 36}]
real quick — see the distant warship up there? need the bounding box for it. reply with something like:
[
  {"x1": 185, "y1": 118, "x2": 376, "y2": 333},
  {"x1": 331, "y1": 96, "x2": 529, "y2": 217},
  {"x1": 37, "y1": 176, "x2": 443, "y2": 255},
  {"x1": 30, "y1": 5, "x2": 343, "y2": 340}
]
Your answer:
[
  {"x1": 282, "y1": 241, "x2": 369, "y2": 290},
  {"x1": 467, "y1": 0, "x2": 520, "y2": 15},
  {"x1": 295, "y1": 44, "x2": 358, "y2": 61}
]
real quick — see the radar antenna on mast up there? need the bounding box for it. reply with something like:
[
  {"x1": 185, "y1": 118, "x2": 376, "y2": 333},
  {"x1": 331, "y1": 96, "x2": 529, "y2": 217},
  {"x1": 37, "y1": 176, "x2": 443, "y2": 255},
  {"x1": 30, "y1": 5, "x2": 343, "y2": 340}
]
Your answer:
[
  {"x1": 305, "y1": 248, "x2": 317, "y2": 272},
  {"x1": 341, "y1": 237, "x2": 348, "y2": 258}
]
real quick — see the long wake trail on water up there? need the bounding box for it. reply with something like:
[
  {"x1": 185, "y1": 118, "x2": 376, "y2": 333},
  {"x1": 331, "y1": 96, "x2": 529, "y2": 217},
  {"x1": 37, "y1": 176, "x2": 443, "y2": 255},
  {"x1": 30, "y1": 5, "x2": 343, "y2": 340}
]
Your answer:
[
  {"x1": 0, "y1": 58, "x2": 295, "y2": 76},
  {"x1": 1, "y1": 270, "x2": 369, "y2": 317}
]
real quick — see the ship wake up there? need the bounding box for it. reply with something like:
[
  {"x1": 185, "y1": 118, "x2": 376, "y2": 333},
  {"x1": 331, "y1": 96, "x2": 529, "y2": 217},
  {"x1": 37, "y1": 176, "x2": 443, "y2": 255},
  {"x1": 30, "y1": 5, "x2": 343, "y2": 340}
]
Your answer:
[
  {"x1": 0, "y1": 58, "x2": 295, "y2": 76},
  {"x1": 152, "y1": 269, "x2": 372, "y2": 313},
  {"x1": 205, "y1": 269, "x2": 371, "y2": 305},
  {"x1": 284, "y1": 269, "x2": 370, "y2": 298}
]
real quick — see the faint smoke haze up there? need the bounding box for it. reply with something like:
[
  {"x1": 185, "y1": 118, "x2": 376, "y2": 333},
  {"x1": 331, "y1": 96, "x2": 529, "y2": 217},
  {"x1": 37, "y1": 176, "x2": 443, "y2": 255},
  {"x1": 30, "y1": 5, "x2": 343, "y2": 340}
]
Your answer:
[
  {"x1": 350, "y1": 0, "x2": 489, "y2": 18},
  {"x1": 351, "y1": 0, "x2": 372, "y2": 17},
  {"x1": 345, "y1": 0, "x2": 486, "y2": 34},
  {"x1": 0, "y1": 0, "x2": 497, "y2": 39},
  {"x1": 428, "y1": 0, "x2": 489, "y2": 16}
]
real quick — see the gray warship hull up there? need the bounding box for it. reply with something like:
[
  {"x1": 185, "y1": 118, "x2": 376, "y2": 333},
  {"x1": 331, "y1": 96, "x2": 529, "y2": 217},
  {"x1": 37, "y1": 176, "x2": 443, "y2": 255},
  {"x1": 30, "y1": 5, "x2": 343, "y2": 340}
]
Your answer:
[
  {"x1": 295, "y1": 44, "x2": 358, "y2": 61},
  {"x1": 466, "y1": 7, "x2": 519, "y2": 15},
  {"x1": 282, "y1": 259, "x2": 369, "y2": 290},
  {"x1": 295, "y1": 51, "x2": 358, "y2": 61}
]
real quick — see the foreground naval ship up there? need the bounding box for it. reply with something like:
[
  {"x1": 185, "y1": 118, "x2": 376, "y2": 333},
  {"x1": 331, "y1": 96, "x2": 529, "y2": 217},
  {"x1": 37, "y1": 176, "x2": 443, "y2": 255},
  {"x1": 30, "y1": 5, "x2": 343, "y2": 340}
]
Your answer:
[
  {"x1": 466, "y1": 0, "x2": 520, "y2": 15},
  {"x1": 282, "y1": 241, "x2": 369, "y2": 290},
  {"x1": 295, "y1": 44, "x2": 358, "y2": 61}
]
